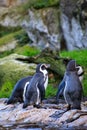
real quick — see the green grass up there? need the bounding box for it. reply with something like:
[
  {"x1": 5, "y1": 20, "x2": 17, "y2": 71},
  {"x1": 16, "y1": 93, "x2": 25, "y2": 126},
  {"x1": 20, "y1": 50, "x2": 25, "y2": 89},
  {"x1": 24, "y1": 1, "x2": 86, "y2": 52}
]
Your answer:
[
  {"x1": 0, "y1": 28, "x2": 40, "y2": 58},
  {"x1": 0, "y1": 81, "x2": 13, "y2": 98},
  {"x1": 0, "y1": 25, "x2": 21, "y2": 38},
  {"x1": 15, "y1": 44, "x2": 40, "y2": 57},
  {"x1": 0, "y1": 30, "x2": 23, "y2": 46},
  {"x1": 46, "y1": 84, "x2": 57, "y2": 98},
  {"x1": 0, "y1": 50, "x2": 14, "y2": 58},
  {"x1": 60, "y1": 49, "x2": 87, "y2": 66},
  {"x1": 60, "y1": 49, "x2": 87, "y2": 96}
]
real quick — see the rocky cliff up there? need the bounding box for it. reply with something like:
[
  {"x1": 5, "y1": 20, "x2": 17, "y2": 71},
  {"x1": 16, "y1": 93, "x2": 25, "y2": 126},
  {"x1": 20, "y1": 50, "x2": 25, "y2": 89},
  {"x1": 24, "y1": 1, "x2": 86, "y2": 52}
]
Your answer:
[
  {"x1": 60, "y1": 0, "x2": 87, "y2": 50},
  {"x1": 0, "y1": 0, "x2": 87, "y2": 50}
]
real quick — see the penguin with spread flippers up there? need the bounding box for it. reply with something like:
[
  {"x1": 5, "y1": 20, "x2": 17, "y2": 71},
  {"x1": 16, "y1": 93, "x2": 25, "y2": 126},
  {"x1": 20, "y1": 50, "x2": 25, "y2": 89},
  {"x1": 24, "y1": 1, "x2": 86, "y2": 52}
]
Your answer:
[
  {"x1": 56, "y1": 60, "x2": 84, "y2": 104},
  {"x1": 64, "y1": 60, "x2": 83, "y2": 110},
  {"x1": 5, "y1": 76, "x2": 32, "y2": 104},
  {"x1": 23, "y1": 63, "x2": 50, "y2": 108}
]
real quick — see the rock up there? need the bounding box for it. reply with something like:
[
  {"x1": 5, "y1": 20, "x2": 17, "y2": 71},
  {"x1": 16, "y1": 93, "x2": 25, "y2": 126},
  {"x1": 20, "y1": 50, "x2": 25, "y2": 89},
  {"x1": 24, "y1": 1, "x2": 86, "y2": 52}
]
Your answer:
[
  {"x1": 60, "y1": 0, "x2": 87, "y2": 50},
  {"x1": 22, "y1": 8, "x2": 60, "y2": 50},
  {"x1": 0, "y1": 0, "x2": 28, "y2": 7},
  {"x1": 0, "y1": 7, "x2": 22, "y2": 26},
  {"x1": 0, "y1": 40, "x2": 17, "y2": 52},
  {"x1": 0, "y1": 98, "x2": 87, "y2": 129}
]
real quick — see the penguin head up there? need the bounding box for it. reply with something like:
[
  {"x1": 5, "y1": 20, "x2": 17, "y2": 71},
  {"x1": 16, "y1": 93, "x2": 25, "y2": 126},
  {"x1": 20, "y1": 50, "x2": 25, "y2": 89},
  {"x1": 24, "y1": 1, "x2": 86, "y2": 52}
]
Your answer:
[
  {"x1": 76, "y1": 65, "x2": 84, "y2": 81},
  {"x1": 76, "y1": 65, "x2": 84, "y2": 75},
  {"x1": 36, "y1": 63, "x2": 50, "y2": 74},
  {"x1": 66, "y1": 60, "x2": 76, "y2": 71}
]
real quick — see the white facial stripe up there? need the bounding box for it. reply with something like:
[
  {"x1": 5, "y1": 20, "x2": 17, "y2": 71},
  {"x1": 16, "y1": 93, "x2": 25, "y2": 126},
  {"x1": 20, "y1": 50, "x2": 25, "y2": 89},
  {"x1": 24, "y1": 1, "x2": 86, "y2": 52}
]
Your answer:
[
  {"x1": 23, "y1": 82, "x2": 29, "y2": 102},
  {"x1": 76, "y1": 66, "x2": 83, "y2": 75},
  {"x1": 40, "y1": 64, "x2": 48, "y2": 76},
  {"x1": 40, "y1": 64, "x2": 48, "y2": 90}
]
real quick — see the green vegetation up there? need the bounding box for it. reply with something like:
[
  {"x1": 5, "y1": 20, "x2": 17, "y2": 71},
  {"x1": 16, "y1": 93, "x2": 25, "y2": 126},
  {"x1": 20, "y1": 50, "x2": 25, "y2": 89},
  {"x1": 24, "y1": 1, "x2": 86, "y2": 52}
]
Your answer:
[
  {"x1": 0, "y1": 30, "x2": 23, "y2": 46},
  {"x1": 0, "y1": 81, "x2": 13, "y2": 98},
  {"x1": 0, "y1": 48, "x2": 87, "y2": 98},
  {"x1": 46, "y1": 84, "x2": 57, "y2": 98},
  {"x1": 15, "y1": 44, "x2": 40, "y2": 56},
  {"x1": 0, "y1": 58, "x2": 35, "y2": 98},
  {"x1": 0, "y1": 25, "x2": 21, "y2": 38},
  {"x1": 60, "y1": 49, "x2": 87, "y2": 96},
  {"x1": 15, "y1": 0, "x2": 59, "y2": 14},
  {"x1": 0, "y1": 28, "x2": 34, "y2": 58},
  {"x1": 15, "y1": 31, "x2": 30, "y2": 46},
  {"x1": 0, "y1": 50, "x2": 14, "y2": 58}
]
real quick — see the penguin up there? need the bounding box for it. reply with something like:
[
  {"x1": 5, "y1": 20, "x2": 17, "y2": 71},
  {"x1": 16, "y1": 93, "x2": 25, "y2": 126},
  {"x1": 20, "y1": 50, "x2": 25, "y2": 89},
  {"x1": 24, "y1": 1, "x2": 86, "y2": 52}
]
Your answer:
[
  {"x1": 23, "y1": 63, "x2": 50, "y2": 108},
  {"x1": 64, "y1": 60, "x2": 83, "y2": 110},
  {"x1": 56, "y1": 61, "x2": 84, "y2": 104},
  {"x1": 76, "y1": 65, "x2": 84, "y2": 82},
  {"x1": 5, "y1": 76, "x2": 32, "y2": 104}
]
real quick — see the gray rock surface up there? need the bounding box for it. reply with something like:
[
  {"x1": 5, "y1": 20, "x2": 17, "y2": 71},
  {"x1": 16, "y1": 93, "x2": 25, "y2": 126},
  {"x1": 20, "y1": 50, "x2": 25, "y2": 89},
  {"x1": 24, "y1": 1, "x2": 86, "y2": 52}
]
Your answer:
[
  {"x1": 0, "y1": 98, "x2": 87, "y2": 129},
  {"x1": 0, "y1": 0, "x2": 28, "y2": 7},
  {"x1": 60, "y1": 0, "x2": 87, "y2": 50},
  {"x1": 22, "y1": 9, "x2": 60, "y2": 50}
]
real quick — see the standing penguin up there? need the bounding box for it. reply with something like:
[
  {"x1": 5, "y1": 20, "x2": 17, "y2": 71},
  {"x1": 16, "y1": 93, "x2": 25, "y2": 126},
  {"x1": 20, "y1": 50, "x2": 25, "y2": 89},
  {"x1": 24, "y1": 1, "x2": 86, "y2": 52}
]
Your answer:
[
  {"x1": 23, "y1": 63, "x2": 50, "y2": 108},
  {"x1": 56, "y1": 61, "x2": 84, "y2": 104},
  {"x1": 5, "y1": 76, "x2": 32, "y2": 104},
  {"x1": 64, "y1": 60, "x2": 83, "y2": 110}
]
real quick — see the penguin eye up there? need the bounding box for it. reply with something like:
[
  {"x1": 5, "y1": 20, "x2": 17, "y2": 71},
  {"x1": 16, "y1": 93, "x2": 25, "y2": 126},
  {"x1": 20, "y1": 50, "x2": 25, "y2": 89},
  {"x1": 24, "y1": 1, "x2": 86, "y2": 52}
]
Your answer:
[
  {"x1": 41, "y1": 65, "x2": 46, "y2": 70},
  {"x1": 76, "y1": 67, "x2": 79, "y2": 71}
]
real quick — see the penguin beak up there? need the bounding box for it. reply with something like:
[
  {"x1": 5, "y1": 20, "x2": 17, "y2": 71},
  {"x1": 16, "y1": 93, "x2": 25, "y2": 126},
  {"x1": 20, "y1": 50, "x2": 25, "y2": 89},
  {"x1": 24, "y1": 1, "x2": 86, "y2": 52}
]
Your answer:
[{"x1": 45, "y1": 64, "x2": 50, "y2": 68}]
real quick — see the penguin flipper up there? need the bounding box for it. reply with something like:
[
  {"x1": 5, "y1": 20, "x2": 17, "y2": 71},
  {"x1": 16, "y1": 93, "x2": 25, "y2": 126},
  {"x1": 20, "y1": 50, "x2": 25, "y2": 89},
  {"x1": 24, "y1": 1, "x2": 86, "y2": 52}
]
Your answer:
[{"x1": 56, "y1": 80, "x2": 65, "y2": 103}]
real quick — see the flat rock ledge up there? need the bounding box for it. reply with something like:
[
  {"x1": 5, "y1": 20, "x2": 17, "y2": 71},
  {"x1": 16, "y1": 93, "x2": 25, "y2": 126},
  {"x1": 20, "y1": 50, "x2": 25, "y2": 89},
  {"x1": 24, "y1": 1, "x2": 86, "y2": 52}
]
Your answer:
[{"x1": 0, "y1": 98, "x2": 87, "y2": 129}]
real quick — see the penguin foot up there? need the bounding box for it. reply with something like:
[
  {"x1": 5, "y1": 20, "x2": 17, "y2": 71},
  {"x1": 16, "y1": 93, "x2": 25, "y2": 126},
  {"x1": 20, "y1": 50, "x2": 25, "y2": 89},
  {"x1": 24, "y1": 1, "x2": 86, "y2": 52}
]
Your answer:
[
  {"x1": 33, "y1": 104, "x2": 47, "y2": 109},
  {"x1": 23, "y1": 103, "x2": 28, "y2": 109},
  {"x1": 56, "y1": 100, "x2": 59, "y2": 104},
  {"x1": 67, "y1": 104, "x2": 71, "y2": 111},
  {"x1": 4, "y1": 99, "x2": 13, "y2": 105},
  {"x1": 4, "y1": 99, "x2": 8, "y2": 104},
  {"x1": 33, "y1": 104, "x2": 41, "y2": 108}
]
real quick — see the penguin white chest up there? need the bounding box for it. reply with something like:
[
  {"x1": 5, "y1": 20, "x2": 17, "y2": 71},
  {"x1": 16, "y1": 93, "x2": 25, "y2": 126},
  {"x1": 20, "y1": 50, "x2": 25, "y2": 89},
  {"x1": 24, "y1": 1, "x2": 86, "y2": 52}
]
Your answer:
[
  {"x1": 44, "y1": 75, "x2": 48, "y2": 90},
  {"x1": 23, "y1": 81, "x2": 29, "y2": 102},
  {"x1": 63, "y1": 81, "x2": 68, "y2": 104},
  {"x1": 43, "y1": 70, "x2": 48, "y2": 90}
]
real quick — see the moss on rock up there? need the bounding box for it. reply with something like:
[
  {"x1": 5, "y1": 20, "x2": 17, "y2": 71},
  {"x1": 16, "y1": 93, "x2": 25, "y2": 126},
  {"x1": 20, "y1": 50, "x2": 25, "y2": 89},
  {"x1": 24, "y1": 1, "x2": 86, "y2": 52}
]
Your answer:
[{"x1": 0, "y1": 54, "x2": 36, "y2": 97}]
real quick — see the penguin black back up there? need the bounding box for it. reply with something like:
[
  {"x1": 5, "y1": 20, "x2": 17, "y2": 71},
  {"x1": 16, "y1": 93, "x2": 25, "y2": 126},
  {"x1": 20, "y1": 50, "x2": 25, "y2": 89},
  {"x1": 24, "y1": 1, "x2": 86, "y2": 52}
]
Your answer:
[{"x1": 5, "y1": 76, "x2": 32, "y2": 104}]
